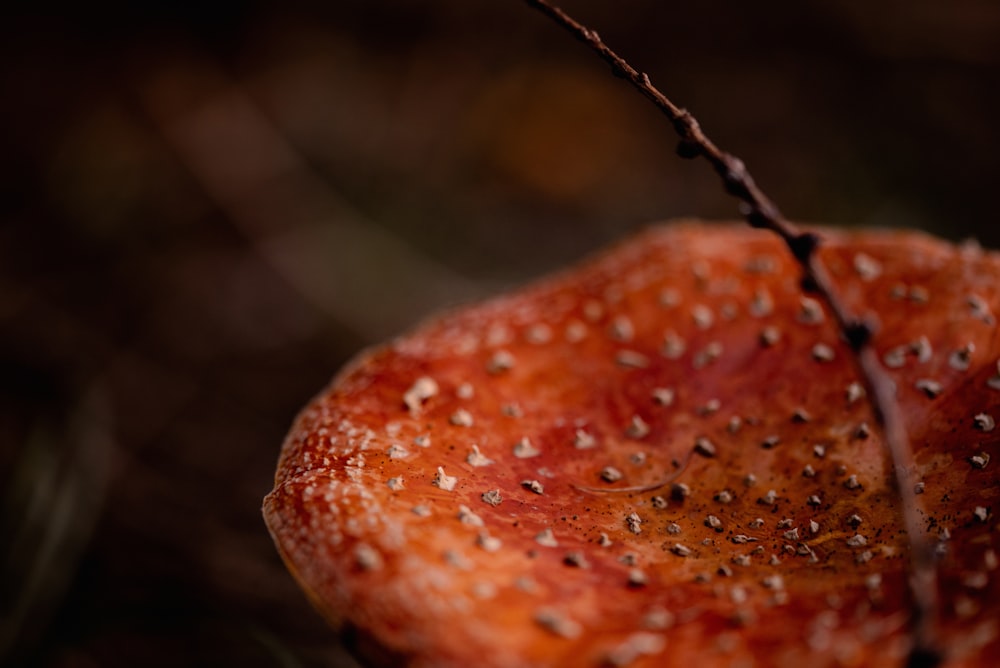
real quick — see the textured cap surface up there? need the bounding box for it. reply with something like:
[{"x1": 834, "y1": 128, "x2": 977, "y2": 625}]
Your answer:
[{"x1": 264, "y1": 222, "x2": 1000, "y2": 667}]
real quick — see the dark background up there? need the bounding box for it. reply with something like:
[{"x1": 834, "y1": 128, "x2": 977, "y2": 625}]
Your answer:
[{"x1": 2, "y1": 1, "x2": 998, "y2": 666}]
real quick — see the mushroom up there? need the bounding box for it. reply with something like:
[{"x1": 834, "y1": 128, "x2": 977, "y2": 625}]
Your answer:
[{"x1": 263, "y1": 223, "x2": 1000, "y2": 667}]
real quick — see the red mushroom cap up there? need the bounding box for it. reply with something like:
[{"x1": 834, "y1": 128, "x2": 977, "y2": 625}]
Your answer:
[{"x1": 264, "y1": 221, "x2": 1000, "y2": 667}]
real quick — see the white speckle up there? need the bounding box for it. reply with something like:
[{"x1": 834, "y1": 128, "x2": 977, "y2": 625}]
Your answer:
[
  {"x1": 692, "y1": 304, "x2": 714, "y2": 329},
  {"x1": 458, "y1": 504, "x2": 484, "y2": 527},
  {"x1": 412, "y1": 505, "x2": 431, "y2": 517},
  {"x1": 758, "y1": 489, "x2": 778, "y2": 505},
  {"x1": 909, "y1": 286, "x2": 929, "y2": 303},
  {"x1": 802, "y1": 465, "x2": 816, "y2": 478},
  {"x1": 526, "y1": 323, "x2": 553, "y2": 344},
  {"x1": 487, "y1": 350, "x2": 515, "y2": 374},
  {"x1": 481, "y1": 489, "x2": 502, "y2": 506},
  {"x1": 990, "y1": 361, "x2": 1000, "y2": 391},
  {"x1": 667, "y1": 522, "x2": 682, "y2": 534},
  {"x1": 792, "y1": 408, "x2": 811, "y2": 423},
  {"x1": 985, "y1": 549, "x2": 998, "y2": 571},
  {"x1": 617, "y1": 350, "x2": 650, "y2": 369},
  {"x1": 630, "y1": 451, "x2": 647, "y2": 465},
  {"x1": 534, "y1": 608, "x2": 582, "y2": 639},
  {"x1": 728, "y1": 416, "x2": 743, "y2": 433},
  {"x1": 403, "y1": 377, "x2": 438, "y2": 414},
  {"x1": 809, "y1": 520, "x2": 820, "y2": 534},
  {"x1": 970, "y1": 452, "x2": 991, "y2": 470},
  {"x1": 759, "y1": 326, "x2": 781, "y2": 347},
  {"x1": 513, "y1": 437, "x2": 541, "y2": 458},
  {"x1": 476, "y1": 534, "x2": 502, "y2": 555},
  {"x1": 626, "y1": 415, "x2": 651, "y2": 439},
  {"x1": 670, "y1": 543, "x2": 692, "y2": 557},
  {"x1": 914, "y1": 481, "x2": 925, "y2": 494},
  {"x1": 962, "y1": 572, "x2": 989, "y2": 590},
  {"x1": 521, "y1": 479, "x2": 545, "y2": 495},
  {"x1": 915, "y1": 379, "x2": 943, "y2": 398},
  {"x1": 413, "y1": 434, "x2": 431, "y2": 448},
  {"x1": 762, "y1": 574, "x2": 785, "y2": 590},
  {"x1": 502, "y1": 403, "x2": 523, "y2": 418},
  {"x1": 750, "y1": 289, "x2": 774, "y2": 317},
  {"x1": 911, "y1": 336, "x2": 933, "y2": 363},
  {"x1": 583, "y1": 299, "x2": 604, "y2": 322},
  {"x1": 450, "y1": 409, "x2": 474, "y2": 427},
  {"x1": 486, "y1": 324, "x2": 512, "y2": 347},
  {"x1": 641, "y1": 607, "x2": 675, "y2": 632},
  {"x1": 514, "y1": 576, "x2": 538, "y2": 593},
  {"x1": 662, "y1": 331, "x2": 686, "y2": 359},
  {"x1": 652, "y1": 387, "x2": 675, "y2": 406},
  {"x1": 651, "y1": 495, "x2": 668, "y2": 509},
  {"x1": 705, "y1": 515, "x2": 723, "y2": 531},
  {"x1": 813, "y1": 444, "x2": 826, "y2": 458},
  {"x1": 432, "y1": 466, "x2": 457, "y2": 491},
  {"x1": 604, "y1": 632, "x2": 666, "y2": 666},
  {"x1": 715, "y1": 490, "x2": 734, "y2": 504},
  {"x1": 846, "y1": 382, "x2": 865, "y2": 404},
  {"x1": 746, "y1": 255, "x2": 777, "y2": 274},
  {"x1": 466, "y1": 445, "x2": 494, "y2": 467},
  {"x1": 949, "y1": 343, "x2": 975, "y2": 371},
  {"x1": 599, "y1": 533, "x2": 613, "y2": 547},
  {"x1": 692, "y1": 342, "x2": 723, "y2": 369},
  {"x1": 354, "y1": 543, "x2": 383, "y2": 571},
  {"x1": 610, "y1": 315, "x2": 635, "y2": 342},
  {"x1": 694, "y1": 437, "x2": 716, "y2": 458},
  {"x1": 783, "y1": 527, "x2": 800, "y2": 541},
  {"x1": 812, "y1": 343, "x2": 835, "y2": 362},
  {"x1": 883, "y1": 345, "x2": 908, "y2": 369},
  {"x1": 761, "y1": 435, "x2": 780, "y2": 450},
  {"x1": 697, "y1": 398, "x2": 721, "y2": 415},
  {"x1": 974, "y1": 413, "x2": 995, "y2": 432},
  {"x1": 844, "y1": 475, "x2": 861, "y2": 490},
  {"x1": 386, "y1": 444, "x2": 410, "y2": 460},
  {"x1": 563, "y1": 551, "x2": 590, "y2": 569},
  {"x1": 535, "y1": 528, "x2": 559, "y2": 547},
  {"x1": 743, "y1": 474, "x2": 757, "y2": 487},
  {"x1": 855, "y1": 422, "x2": 871, "y2": 439},
  {"x1": 777, "y1": 518, "x2": 794, "y2": 529},
  {"x1": 847, "y1": 514, "x2": 863, "y2": 528},
  {"x1": 853, "y1": 253, "x2": 882, "y2": 281},
  {"x1": 659, "y1": 287, "x2": 681, "y2": 308},
  {"x1": 846, "y1": 534, "x2": 868, "y2": 547},
  {"x1": 574, "y1": 429, "x2": 597, "y2": 449},
  {"x1": 627, "y1": 569, "x2": 649, "y2": 588},
  {"x1": 626, "y1": 512, "x2": 643, "y2": 535},
  {"x1": 798, "y1": 297, "x2": 824, "y2": 325},
  {"x1": 968, "y1": 294, "x2": 996, "y2": 324},
  {"x1": 671, "y1": 483, "x2": 691, "y2": 500},
  {"x1": 387, "y1": 477, "x2": 404, "y2": 490},
  {"x1": 456, "y1": 382, "x2": 475, "y2": 399},
  {"x1": 807, "y1": 495, "x2": 822, "y2": 506},
  {"x1": 565, "y1": 320, "x2": 587, "y2": 342},
  {"x1": 748, "y1": 518, "x2": 765, "y2": 529},
  {"x1": 856, "y1": 550, "x2": 873, "y2": 564}
]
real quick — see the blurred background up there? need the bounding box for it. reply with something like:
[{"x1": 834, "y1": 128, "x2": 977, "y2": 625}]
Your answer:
[{"x1": 2, "y1": 1, "x2": 998, "y2": 666}]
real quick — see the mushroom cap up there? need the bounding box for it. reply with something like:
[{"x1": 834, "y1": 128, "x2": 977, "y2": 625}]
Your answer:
[{"x1": 263, "y1": 221, "x2": 1000, "y2": 667}]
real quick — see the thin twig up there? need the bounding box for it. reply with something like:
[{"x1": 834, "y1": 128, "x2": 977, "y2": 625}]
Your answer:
[{"x1": 525, "y1": 1, "x2": 940, "y2": 664}]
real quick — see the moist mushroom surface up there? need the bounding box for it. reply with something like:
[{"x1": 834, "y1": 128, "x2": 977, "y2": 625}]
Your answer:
[{"x1": 264, "y1": 222, "x2": 1000, "y2": 667}]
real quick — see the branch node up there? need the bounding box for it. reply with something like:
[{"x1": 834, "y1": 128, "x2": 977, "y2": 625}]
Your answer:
[
  {"x1": 789, "y1": 232, "x2": 821, "y2": 264},
  {"x1": 844, "y1": 319, "x2": 873, "y2": 351}
]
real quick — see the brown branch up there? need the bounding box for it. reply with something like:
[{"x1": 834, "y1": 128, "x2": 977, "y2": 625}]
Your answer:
[{"x1": 525, "y1": 1, "x2": 940, "y2": 664}]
